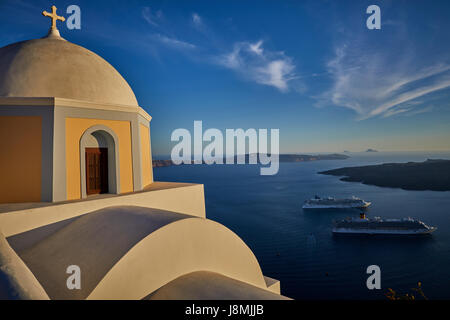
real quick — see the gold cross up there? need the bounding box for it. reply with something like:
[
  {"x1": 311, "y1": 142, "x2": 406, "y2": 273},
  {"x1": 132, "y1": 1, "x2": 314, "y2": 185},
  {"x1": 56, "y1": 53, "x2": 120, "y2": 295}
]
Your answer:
[{"x1": 42, "y1": 5, "x2": 65, "y2": 29}]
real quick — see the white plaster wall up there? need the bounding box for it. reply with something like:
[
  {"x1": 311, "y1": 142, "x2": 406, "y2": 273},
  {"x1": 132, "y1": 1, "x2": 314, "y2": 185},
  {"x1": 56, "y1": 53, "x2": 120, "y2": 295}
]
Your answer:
[
  {"x1": 0, "y1": 183, "x2": 206, "y2": 237},
  {"x1": 0, "y1": 231, "x2": 49, "y2": 300},
  {"x1": 88, "y1": 218, "x2": 269, "y2": 299}
]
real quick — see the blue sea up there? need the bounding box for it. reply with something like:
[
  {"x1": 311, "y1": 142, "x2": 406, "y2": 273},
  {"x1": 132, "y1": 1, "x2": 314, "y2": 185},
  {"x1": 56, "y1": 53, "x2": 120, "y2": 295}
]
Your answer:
[{"x1": 154, "y1": 152, "x2": 450, "y2": 300}]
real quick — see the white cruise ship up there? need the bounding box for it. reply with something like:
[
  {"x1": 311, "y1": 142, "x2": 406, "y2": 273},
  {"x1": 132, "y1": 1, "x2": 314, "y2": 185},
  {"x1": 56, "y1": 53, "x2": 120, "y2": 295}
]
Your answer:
[
  {"x1": 333, "y1": 213, "x2": 437, "y2": 235},
  {"x1": 302, "y1": 195, "x2": 371, "y2": 209}
]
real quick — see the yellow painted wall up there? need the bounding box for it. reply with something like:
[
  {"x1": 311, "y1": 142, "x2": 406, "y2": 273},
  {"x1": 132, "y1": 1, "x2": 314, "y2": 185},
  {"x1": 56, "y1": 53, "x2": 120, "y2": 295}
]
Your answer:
[
  {"x1": 65, "y1": 118, "x2": 133, "y2": 200},
  {"x1": 0, "y1": 116, "x2": 41, "y2": 203},
  {"x1": 140, "y1": 124, "x2": 153, "y2": 187}
]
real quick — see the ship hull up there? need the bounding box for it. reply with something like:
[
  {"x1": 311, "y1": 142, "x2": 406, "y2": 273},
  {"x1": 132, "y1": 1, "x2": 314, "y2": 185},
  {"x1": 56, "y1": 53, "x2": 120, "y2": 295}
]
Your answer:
[
  {"x1": 332, "y1": 227, "x2": 436, "y2": 235},
  {"x1": 303, "y1": 202, "x2": 371, "y2": 210}
]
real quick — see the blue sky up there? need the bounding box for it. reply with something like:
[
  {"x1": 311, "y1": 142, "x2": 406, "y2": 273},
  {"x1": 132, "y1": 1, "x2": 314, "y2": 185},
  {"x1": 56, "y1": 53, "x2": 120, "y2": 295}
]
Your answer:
[{"x1": 1, "y1": 0, "x2": 450, "y2": 154}]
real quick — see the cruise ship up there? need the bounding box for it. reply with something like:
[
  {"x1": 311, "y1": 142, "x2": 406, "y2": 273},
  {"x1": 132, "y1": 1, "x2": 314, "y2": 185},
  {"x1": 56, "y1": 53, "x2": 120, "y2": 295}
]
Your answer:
[
  {"x1": 302, "y1": 195, "x2": 371, "y2": 209},
  {"x1": 333, "y1": 213, "x2": 437, "y2": 235}
]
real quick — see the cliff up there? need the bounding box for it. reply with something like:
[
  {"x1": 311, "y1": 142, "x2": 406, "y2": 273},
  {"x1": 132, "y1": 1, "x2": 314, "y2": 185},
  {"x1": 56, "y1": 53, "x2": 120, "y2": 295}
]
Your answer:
[
  {"x1": 152, "y1": 153, "x2": 349, "y2": 168},
  {"x1": 319, "y1": 159, "x2": 450, "y2": 191}
]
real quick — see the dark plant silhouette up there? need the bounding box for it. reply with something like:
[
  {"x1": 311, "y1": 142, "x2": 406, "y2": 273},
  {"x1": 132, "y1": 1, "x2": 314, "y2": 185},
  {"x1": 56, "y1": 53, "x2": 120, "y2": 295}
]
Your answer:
[{"x1": 385, "y1": 282, "x2": 428, "y2": 300}]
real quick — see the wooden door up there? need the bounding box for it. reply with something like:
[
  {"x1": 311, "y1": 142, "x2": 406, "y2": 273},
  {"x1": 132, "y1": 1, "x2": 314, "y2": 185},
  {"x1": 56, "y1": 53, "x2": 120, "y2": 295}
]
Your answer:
[{"x1": 85, "y1": 148, "x2": 108, "y2": 195}]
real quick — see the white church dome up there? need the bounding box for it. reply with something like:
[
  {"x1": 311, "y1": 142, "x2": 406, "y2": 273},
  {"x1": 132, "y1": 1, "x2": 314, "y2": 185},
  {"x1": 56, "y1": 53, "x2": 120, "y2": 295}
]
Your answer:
[{"x1": 0, "y1": 35, "x2": 138, "y2": 106}]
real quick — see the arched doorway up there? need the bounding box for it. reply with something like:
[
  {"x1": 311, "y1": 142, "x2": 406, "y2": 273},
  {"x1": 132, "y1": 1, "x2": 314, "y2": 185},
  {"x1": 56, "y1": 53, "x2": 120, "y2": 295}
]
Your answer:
[
  {"x1": 79, "y1": 125, "x2": 120, "y2": 198},
  {"x1": 85, "y1": 146, "x2": 108, "y2": 195}
]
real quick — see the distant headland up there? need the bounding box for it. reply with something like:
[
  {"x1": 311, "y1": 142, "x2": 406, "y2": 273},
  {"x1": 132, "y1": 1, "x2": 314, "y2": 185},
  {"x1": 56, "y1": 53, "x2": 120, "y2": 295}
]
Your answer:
[
  {"x1": 319, "y1": 159, "x2": 450, "y2": 191},
  {"x1": 153, "y1": 153, "x2": 349, "y2": 168}
]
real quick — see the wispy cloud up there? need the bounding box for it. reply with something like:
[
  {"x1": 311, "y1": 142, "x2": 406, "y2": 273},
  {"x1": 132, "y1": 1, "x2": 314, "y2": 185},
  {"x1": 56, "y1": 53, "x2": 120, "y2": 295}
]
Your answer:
[
  {"x1": 142, "y1": 7, "x2": 163, "y2": 27},
  {"x1": 382, "y1": 103, "x2": 434, "y2": 118},
  {"x1": 140, "y1": 7, "x2": 197, "y2": 52},
  {"x1": 249, "y1": 40, "x2": 263, "y2": 56},
  {"x1": 149, "y1": 33, "x2": 196, "y2": 50},
  {"x1": 192, "y1": 13, "x2": 203, "y2": 29},
  {"x1": 318, "y1": 35, "x2": 450, "y2": 120},
  {"x1": 215, "y1": 41, "x2": 297, "y2": 92},
  {"x1": 406, "y1": 105, "x2": 434, "y2": 116},
  {"x1": 138, "y1": 10, "x2": 297, "y2": 91}
]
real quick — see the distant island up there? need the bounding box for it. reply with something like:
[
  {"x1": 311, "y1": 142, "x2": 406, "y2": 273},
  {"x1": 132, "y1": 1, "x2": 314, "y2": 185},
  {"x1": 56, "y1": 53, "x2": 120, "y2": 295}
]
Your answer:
[
  {"x1": 274, "y1": 153, "x2": 349, "y2": 162},
  {"x1": 319, "y1": 159, "x2": 450, "y2": 191},
  {"x1": 153, "y1": 153, "x2": 349, "y2": 168},
  {"x1": 366, "y1": 148, "x2": 378, "y2": 152}
]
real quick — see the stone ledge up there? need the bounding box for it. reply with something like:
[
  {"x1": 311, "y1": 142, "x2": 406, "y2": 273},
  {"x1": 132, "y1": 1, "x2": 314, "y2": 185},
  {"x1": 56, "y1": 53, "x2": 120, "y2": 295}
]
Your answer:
[{"x1": 0, "y1": 182, "x2": 205, "y2": 237}]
